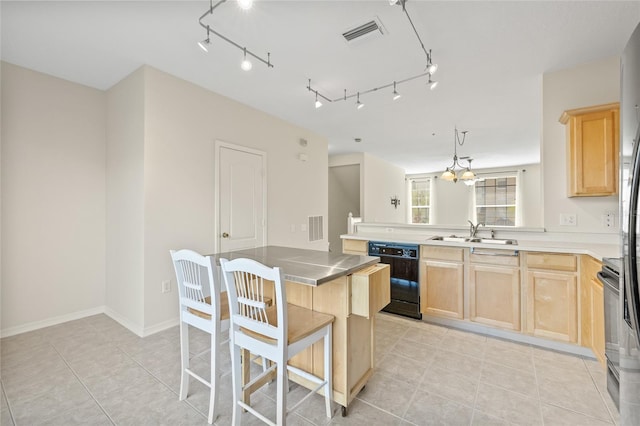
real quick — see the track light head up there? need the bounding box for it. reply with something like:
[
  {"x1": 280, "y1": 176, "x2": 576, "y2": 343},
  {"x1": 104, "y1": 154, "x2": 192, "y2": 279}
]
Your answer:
[
  {"x1": 314, "y1": 91, "x2": 322, "y2": 108},
  {"x1": 428, "y1": 76, "x2": 438, "y2": 90},
  {"x1": 237, "y1": 0, "x2": 253, "y2": 10},
  {"x1": 356, "y1": 93, "x2": 364, "y2": 109},
  {"x1": 428, "y1": 62, "x2": 438, "y2": 75},
  {"x1": 197, "y1": 38, "x2": 211, "y2": 52},
  {"x1": 392, "y1": 81, "x2": 401, "y2": 100},
  {"x1": 241, "y1": 48, "x2": 252, "y2": 71}
]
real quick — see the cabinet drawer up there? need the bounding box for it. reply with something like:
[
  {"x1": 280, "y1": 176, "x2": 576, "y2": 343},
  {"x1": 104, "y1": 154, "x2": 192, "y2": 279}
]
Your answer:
[
  {"x1": 421, "y1": 246, "x2": 464, "y2": 262},
  {"x1": 343, "y1": 239, "x2": 368, "y2": 255},
  {"x1": 470, "y1": 248, "x2": 520, "y2": 267},
  {"x1": 350, "y1": 263, "x2": 390, "y2": 319},
  {"x1": 526, "y1": 252, "x2": 577, "y2": 272}
]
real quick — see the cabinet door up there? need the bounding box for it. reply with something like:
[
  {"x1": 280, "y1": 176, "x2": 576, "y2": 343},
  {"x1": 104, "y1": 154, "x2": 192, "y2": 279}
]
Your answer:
[
  {"x1": 591, "y1": 277, "x2": 606, "y2": 366},
  {"x1": 566, "y1": 106, "x2": 619, "y2": 196},
  {"x1": 526, "y1": 270, "x2": 578, "y2": 342},
  {"x1": 469, "y1": 264, "x2": 521, "y2": 331},
  {"x1": 420, "y1": 259, "x2": 464, "y2": 319}
]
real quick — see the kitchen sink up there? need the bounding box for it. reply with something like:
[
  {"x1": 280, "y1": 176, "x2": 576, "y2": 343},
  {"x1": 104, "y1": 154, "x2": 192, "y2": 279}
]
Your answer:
[
  {"x1": 468, "y1": 238, "x2": 518, "y2": 245},
  {"x1": 428, "y1": 235, "x2": 469, "y2": 243},
  {"x1": 429, "y1": 236, "x2": 518, "y2": 245}
]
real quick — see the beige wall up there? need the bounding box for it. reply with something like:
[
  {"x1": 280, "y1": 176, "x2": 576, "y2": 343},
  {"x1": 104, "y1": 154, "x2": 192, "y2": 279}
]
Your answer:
[
  {"x1": 329, "y1": 152, "x2": 407, "y2": 225},
  {"x1": 105, "y1": 68, "x2": 146, "y2": 333},
  {"x1": 0, "y1": 63, "x2": 329, "y2": 336},
  {"x1": 140, "y1": 67, "x2": 329, "y2": 332},
  {"x1": 542, "y1": 56, "x2": 620, "y2": 234},
  {"x1": 1, "y1": 62, "x2": 107, "y2": 335}
]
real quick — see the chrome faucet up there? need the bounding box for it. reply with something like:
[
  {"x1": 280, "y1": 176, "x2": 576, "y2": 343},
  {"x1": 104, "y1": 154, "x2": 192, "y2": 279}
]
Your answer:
[{"x1": 468, "y1": 220, "x2": 484, "y2": 238}]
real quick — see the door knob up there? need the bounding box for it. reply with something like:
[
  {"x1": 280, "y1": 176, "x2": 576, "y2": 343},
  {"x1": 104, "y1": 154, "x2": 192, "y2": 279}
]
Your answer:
[{"x1": 222, "y1": 232, "x2": 230, "y2": 238}]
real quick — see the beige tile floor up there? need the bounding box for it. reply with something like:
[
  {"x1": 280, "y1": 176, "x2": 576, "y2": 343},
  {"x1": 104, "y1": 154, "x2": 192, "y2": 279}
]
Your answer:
[{"x1": 0, "y1": 312, "x2": 619, "y2": 425}]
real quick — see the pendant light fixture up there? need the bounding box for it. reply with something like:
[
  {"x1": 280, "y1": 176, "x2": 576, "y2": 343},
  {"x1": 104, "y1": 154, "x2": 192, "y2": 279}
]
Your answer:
[
  {"x1": 356, "y1": 92, "x2": 364, "y2": 110},
  {"x1": 441, "y1": 127, "x2": 476, "y2": 183},
  {"x1": 197, "y1": 0, "x2": 273, "y2": 70}
]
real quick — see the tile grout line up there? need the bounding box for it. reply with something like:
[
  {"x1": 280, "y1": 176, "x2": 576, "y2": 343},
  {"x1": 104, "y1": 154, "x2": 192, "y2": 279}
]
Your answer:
[
  {"x1": 48, "y1": 337, "x2": 118, "y2": 426},
  {"x1": 0, "y1": 380, "x2": 17, "y2": 426}
]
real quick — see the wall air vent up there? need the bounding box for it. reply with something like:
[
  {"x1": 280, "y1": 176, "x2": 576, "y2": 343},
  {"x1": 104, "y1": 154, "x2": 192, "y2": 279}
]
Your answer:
[{"x1": 342, "y1": 17, "x2": 386, "y2": 43}]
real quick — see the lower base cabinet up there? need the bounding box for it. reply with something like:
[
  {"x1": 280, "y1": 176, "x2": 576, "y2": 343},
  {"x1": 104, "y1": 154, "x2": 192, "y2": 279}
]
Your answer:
[
  {"x1": 420, "y1": 247, "x2": 464, "y2": 319},
  {"x1": 526, "y1": 270, "x2": 578, "y2": 343},
  {"x1": 469, "y1": 261, "x2": 521, "y2": 331}
]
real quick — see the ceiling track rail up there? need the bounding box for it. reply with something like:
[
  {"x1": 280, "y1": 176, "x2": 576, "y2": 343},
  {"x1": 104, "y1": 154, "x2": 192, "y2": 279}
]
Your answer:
[
  {"x1": 199, "y1": 0, "x2": 273, "y2": 68},
  {"x1": 307, "y1": 0, "x2": 436, "y2": 106}
]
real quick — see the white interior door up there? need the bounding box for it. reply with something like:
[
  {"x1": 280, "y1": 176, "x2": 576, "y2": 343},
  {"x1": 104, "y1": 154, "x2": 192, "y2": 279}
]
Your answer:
[{"x1": 216, "y1": 142, "x2": 266, "y2": 253}]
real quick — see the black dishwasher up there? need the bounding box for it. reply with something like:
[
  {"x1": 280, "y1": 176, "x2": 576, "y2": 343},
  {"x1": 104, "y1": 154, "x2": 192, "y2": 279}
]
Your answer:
[{"x1": 368, "y1": 241, "x2": 421, "y2": 319}]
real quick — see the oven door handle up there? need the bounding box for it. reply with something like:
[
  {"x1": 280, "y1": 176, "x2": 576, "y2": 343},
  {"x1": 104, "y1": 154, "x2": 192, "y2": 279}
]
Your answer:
[{"x1": 597, "y1": 271, "x2": 620, "y2": 294}]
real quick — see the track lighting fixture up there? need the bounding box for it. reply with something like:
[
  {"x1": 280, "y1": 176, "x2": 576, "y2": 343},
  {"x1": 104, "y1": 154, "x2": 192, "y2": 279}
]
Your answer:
[
  {"x1": 198, "y1": 0, "x2": 273, "y2": 70},
  {"x1": 198, "y1": 25, "x2": 212, "y2": 52},
  {"x1": 315, "y1": 91, "x2": 323, "y2": 109},
  {"x1": 392, "y1": 81, "x2": 401, "y2": 100},
  {"x1": 306, "y1": 0, "x2": 436, "y2": 108},
  {"x1": 237, "y1": 0, "x2": 253, "y2": 10},
  {"x1": 241, "y1": 48, "x2": 252, "y2": 71}
]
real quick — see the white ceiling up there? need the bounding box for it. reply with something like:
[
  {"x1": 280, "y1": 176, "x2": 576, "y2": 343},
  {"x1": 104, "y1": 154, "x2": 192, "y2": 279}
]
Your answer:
[{"x1": 2, "y1": 1, "x2": 640, "y2": 173}]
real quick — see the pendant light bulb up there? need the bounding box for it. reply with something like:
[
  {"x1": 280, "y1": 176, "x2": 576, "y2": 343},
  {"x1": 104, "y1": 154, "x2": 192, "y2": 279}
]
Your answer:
[
  {"x1": 241, "y1": 48, "x2": 252, "y2": 71},
  {"x1": 392, "y1": 81, "x2": 401, "y2": 101},
  {"x1": 428, "y1": 63, "x2": 438, "y2": 75},
  {"x1": 314, "y1": 91, "x2": 322, "y2": 109},
  {"x1": 237, "y1": 0, "x2": 253, "y2": 10},
  {"x1": 356, "y1": 92, "x2": 364, "y2": 110}
]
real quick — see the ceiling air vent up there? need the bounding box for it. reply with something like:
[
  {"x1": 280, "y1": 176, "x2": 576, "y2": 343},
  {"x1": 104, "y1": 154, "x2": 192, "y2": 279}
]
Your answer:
[{"x1": 342, "y1": 17, "x2": 385, "y2": 43}]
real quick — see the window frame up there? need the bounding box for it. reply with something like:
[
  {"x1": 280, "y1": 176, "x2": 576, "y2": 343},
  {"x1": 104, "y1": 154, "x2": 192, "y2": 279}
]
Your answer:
[
  {"x1": 407, "y1": 176, "x2": 431, "y2": 224},
  {"x1": 473, "y1": 174, "x2": 519, "y2": 227}
]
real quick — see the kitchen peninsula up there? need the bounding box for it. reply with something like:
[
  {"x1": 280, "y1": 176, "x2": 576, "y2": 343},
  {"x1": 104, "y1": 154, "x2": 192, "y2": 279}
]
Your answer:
[{"x1": 210, "y1": 246, "x2": 390, "y2": 415}]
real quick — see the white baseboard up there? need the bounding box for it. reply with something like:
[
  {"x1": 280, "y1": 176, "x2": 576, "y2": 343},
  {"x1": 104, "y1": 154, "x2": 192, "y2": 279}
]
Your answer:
[
  {"x1": 142, "y1": 318, "x2": 180, "y2": 337},
  {"x1": 0, "y1": 306, "x2": 106, "y2": 338},
  {"x1": 102, "y1": 307, "x2": 144, "y2": 337},
  {"x1": 1, "y1": 306, "x2": 180, "y2": 339}
]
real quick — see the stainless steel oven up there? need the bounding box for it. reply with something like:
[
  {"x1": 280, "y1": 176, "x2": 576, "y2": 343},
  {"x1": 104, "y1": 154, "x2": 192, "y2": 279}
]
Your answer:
[
  {"x1": 368, "y1": 241, "x2": 421, "y2": 319},
  {"x1": 599, "y1": 257, "x2": 621, "y2": 410}
]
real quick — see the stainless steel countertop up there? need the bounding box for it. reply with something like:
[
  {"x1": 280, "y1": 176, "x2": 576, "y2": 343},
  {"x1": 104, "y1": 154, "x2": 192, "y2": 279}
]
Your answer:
[{"x1": 210, "y1": 246, "x2": 380, "y2": 286}]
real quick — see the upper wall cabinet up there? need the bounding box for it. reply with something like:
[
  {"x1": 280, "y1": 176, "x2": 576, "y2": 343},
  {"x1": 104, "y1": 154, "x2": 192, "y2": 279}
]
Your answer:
[{"x1": 559, "y1": 102, "x2": 619, "y2": 197}]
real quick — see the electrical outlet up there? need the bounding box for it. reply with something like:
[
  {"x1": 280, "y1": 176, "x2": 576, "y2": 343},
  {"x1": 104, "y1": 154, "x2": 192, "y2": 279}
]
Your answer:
[
  {"x1": 162, "y1": 280, "x2": 171, "y2": 293},
  {"x1": 603, "y1": 211, "x2": 615, "y2": 228},
  {"x1": 560, "y1": 213, "x2": 577, "y2": 226}
]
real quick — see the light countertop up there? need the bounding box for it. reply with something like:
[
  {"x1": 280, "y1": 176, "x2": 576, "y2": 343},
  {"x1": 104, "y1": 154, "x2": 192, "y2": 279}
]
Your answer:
[
  {"x1": 210, "y1": 245, "x2": 380, "y2": 286},
  {"x1": 341, "y1": 233, "x2": 620, "y2": 260}
]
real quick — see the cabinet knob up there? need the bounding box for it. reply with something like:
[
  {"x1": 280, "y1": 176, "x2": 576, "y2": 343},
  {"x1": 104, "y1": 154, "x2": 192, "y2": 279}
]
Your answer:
[{"x1": 222, "y1": 232, "x2": 230, "y2": 238}]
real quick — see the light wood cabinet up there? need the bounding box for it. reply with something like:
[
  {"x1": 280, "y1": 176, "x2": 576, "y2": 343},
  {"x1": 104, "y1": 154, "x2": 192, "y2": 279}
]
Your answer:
[
  {"x1": 420, "y1": 246, "x2": 465, "y2": 319},
  {"x1": 560, "y1": 102, "x2": 619, "y2": 197},
  {"x1": 525, "y1": 253, "x2": 578, "y2": 343},
  {"x1": 283, "y1": 262, "x2": 390, "y2": 412},
  {"x1": 468, "y1": 249, "x2": 521, "y2": 331},
  {"x1": 342, "y1": 239, "x2": 368, "y2": 255},
  {"x1": 580, "y1": 255, "x2": 605, "y2": 365},
  {"x1": 350, "y1": 263, "x2": 390, "y2": 319}
]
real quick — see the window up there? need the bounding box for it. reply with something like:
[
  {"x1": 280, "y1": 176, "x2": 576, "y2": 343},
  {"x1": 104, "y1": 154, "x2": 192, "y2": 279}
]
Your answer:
[
  {"x1": 408, "y1": 177, "x2": 430, "y2": 224},
  {"x1": 474, "y1": 176, "x2": 517, "y2": 226}
]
